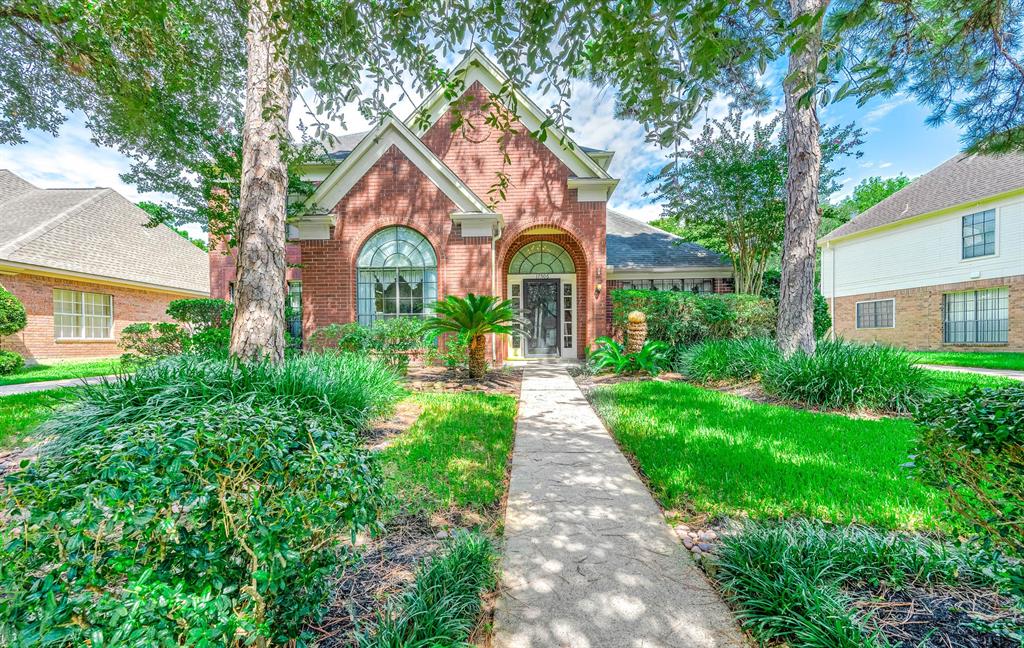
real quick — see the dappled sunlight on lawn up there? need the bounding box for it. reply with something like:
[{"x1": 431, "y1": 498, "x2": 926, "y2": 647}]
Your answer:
[{"x1": 590, "y1": 381, "x2": 949, "y2": 532}]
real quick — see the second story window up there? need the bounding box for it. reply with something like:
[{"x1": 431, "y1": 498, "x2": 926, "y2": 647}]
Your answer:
[{"x1": 962, "y1": 210, "x2": 995, "y2": 259}]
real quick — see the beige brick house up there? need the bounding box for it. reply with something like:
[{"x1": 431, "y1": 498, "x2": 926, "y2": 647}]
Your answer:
[
  {"x1": 820, "y1": 153, "x2": 1024, "y2": 351},
  {"x1": 0, "y1": 170, "x2": 209, "y2": 363}
]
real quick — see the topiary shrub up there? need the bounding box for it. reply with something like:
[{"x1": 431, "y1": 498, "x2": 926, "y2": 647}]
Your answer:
[
  {"x1": 761, "y1": 339, "x2": 928, "y2": 413},
  {"x1": 0, "y1": 400, "x2": 384, "y2": 645},
  {"x1": 912, "y1": 385, "x2": 1024, "y2": 559},
  {"x1": 0, "y1": 285, "x2": 27, "y2": 338},
  {"x1": 681, "y1": 337, "x2": 779, "y2": 382},
  {"x1": 610, "y1": 289, "x2": 775, "y2": 347},
  {"x1": 0, "y1": 349, "x2": 24, "y2": 375}
]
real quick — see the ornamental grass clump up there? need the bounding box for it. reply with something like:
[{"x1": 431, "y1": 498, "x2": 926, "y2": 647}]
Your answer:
[
  {"x1": 0, "y1": 400, "x2": 385, "y2": 646},
  {"x1": 761, "y1": 339, "x2": 928, "y2": 413},
  {"x1": 681, "y1": 337, "x2": 779, "y2": 382},
  {"x1": 41, "y1": 352, "x2": 402, "y2": 453}
]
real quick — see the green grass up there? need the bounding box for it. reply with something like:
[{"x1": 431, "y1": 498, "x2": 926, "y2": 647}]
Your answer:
[
  {"x1": 379, "y1": 391, "x2": 517, "y2": 517},
  {"x1": 590, "y1": 380, "x2": 952, "y2": 531},
  {"x1": 0, "y1": 389, "x2": 73, "y2": 450},
  {"x1": 911, "y1": 350, "x2": 1024, "y2": 371},
  {"x1": 924, "y1": 368, "x2": 1019, "y2": 394},
  {"x1": 0, "y1": 358, "x2": 121, "y2": 386}
]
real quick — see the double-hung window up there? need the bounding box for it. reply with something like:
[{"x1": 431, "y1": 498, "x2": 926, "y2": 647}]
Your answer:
[
  {"x1": 53, "y1": 289, "x2": 113, "y2": 340},
  {"x1": 943, "y1": 288, "x2": 1009, "y2": 344},
  {"x1": 962, "y1": 210, "x2": 996, "y2": 259},
  {"x1": 855, "y1": 299, "x2": 895, "y2": 329}
]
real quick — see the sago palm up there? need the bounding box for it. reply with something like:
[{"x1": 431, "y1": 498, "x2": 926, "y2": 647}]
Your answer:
[{"x1": 423, "y1": 294, "x2": 522, "y2": 380}]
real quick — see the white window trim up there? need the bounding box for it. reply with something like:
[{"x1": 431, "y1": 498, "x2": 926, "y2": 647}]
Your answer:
[
  {"x1": 506, "y1": 273, "x2": 577, "y2": 360},
  {"x1": 854, "y1": 297, "x2": 896, "y2": 329},
  {"x1": 959, "y1": 209, "x2": 1000, "y2": 262},
  {"x1": 53, "y1": 289, "x2": 115, "y2": 341}
]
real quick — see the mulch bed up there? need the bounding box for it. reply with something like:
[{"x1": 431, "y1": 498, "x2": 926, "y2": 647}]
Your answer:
[
  {"x1": 852, "y1": 585, "x2": 1023, "y2": 648},
  {"x1": 404, "y1": 365, "x2": 523, "y2": 397}
]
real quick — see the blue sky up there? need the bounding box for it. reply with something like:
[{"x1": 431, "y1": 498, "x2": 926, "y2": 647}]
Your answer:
[{"x1": 0, "y1": 64, "x2": 966, "y2": 239}]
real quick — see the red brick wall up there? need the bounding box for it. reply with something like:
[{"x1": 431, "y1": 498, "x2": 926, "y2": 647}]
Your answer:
[
  {"x1": 0, "y1": 272, "x2": 186, "y2": 363},
  {"x1": 831, "y1": 275, "x2": 1024, "y2": 351}
]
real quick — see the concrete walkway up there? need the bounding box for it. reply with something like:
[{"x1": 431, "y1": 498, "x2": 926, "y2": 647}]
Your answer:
[
  {"x1": 494, "y1": 365, "x2": 745, "y2": 648},
  {"x1": 0, "y1": 375, "x2": 113, "y2": 396},
  {"x1": 919, "y1": 363, "x2": 1024, "y2": 381}
]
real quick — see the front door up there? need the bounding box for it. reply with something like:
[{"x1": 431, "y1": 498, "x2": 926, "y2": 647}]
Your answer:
[{"x1": 522, "y1": 279, "x2": 560, "y2": 356}]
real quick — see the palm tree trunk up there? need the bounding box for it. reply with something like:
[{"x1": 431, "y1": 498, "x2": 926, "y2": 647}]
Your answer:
[
  {"x1": 229, "y1": 0, "x2": 290, "y2": 364},
  {"x1": 778, "y1": 0, "x2": 828, "y2": 357},
  {"x1": 468, "y1": 334, "x2": 487, "y2": 380}
]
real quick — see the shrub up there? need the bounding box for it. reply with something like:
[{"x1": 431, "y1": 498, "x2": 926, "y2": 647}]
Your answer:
[
  {"x1": 0, "y1": 286, "x2": 27, "y2": 337},
  {"x1": 166, "y1": 297, "x2": 233, "y2": 331},
  {"x1": 0, "y1": 401, "x2": 384, "y2": 646},
  {"x1": 310, "y1": 319, "x2": 427, "y2": 374},
  {"x1": 912, "y1": 386, "x2": 1024, "y2": 559},
  {"x1": 309, "y1": 322, "x2": 372, "y2": 352},
  {"x1": 118, "y1": 321, "x2": 188, "y2": 366},
  {"x1": 587, "y1": 337, "x2": 671, "y2": 376},
  {"x1": 761, "y1": 339, "x2": 928, "y2": 412},
  {"x1": 41, "y1": 353, "x2": 403, "y2": 453},
  {"x1": 359, "y1": 531, "x2": 497, "y2": 647},
  {"x1": 610, "y1": 289, "x2": 775, "y2": 346},
  {"x1": 715, "y1": 520, "x2": 999, "y2": 647},
  {"x1": 681, "y1": 337, "x2": 779, "y2": 382},
  {"x1": 0, "y1": 349, "x2": 23, "y2": 375},
  {"x1": 425, "y1": 331, "x2": 470, "y2": 371}
]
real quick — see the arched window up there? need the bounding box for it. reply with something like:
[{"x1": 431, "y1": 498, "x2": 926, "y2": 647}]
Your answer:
[
  {"x1": 508, "y1": 241, "x2": 575, "y2": 274},
  {"x1": 356, "y1": 226, "x2": 437, "y2": 325}
]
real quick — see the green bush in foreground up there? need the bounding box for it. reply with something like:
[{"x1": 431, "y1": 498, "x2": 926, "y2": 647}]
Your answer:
[
  {"x1": 587, "y1": 337, "x2": 671, "y2": 376},
  {"x1": 610, "y1": 289, "x2": 775, "y2": 346},
  {"x1": 360, "y1": 531, "x2": 497, "y2": 647},
  {"x1": 681, "y1": 337, "x2": 779, "y2": 381},
  {"x1": 41, "y1": 353, "x2": 402, "y2": 454},
  {"x1": 913, "y1": 386, "x2": 1024, "y2": 561},
  {"x1": 715, "y1": 521, "x2": 1004, "y2": 647},
  {"x1": 762, "y1": 339, "x2": 928, "y2": 412},
  {"x1": 0, "y1": 401, "x2": 385, "y2": 646}
]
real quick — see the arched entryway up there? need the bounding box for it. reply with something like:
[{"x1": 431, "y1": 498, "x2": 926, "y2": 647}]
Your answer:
[{"x1": 505, "y1": 239, "x2": 580, "y2": 359}]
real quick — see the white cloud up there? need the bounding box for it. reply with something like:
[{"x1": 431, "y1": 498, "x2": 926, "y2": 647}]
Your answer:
[
  {"x1": 863, "y1": 94, "x2": 913, "y2": 124},
  {"x1": 878, "y1": 161, "x2": 893, "y2": 169}
]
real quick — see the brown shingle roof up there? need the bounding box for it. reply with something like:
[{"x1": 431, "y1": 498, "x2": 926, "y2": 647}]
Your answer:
[
  {"x1": 822, "y1": 152, "x2": 1024, "y2": 242},
  {"x1": 0, "y1": 170, "x2": 209, "y2": 294}
]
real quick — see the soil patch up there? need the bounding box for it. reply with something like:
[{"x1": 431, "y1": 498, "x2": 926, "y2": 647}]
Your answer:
[
  {"x1": 569, "y1": 368, "x2": 687, "y2": 399},
  {"x1": 364, "y1": 399, "x2": 424, "y2": 451},
  {"x1": 405, "y1": 365, "x2": 523, "y2": 397},
  {"x1": 853, "y1": 585, "x2": 1022, "y2": 648}
]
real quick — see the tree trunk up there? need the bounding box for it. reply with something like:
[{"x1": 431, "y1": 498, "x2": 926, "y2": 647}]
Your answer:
[
  {"x1": 229, "y1": 0, "x2": 291, "y2": 364},
  {"x1": 777, "y1": 0, "x2": 827, "y2": 357},
  {"x1": 468, "y1": 334, "x2": 487, "y2": 380}
]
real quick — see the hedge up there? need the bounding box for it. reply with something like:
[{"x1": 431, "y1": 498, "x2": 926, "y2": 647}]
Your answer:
[{"x1": 610, "y1": 289, "x2": 775, "y2": 347}]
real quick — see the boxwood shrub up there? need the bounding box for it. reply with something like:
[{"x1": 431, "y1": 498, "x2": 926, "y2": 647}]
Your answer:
[
  {"x1": 912, "y1": 385, "x2": 1024, "y2": 559},
  {"x1": 0, "y1": 401, "x2": 384, "y2": 646},
  {"x1": 610, "y1": 289, "x2": 775, "y2": 346}
]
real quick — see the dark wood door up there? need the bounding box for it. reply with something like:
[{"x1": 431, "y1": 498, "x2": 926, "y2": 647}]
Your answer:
[{"x1": 523, "y1": 279, "x2": 560, "y2": 356}]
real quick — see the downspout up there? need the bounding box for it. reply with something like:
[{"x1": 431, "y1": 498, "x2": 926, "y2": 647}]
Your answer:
[
  {"x1": 491, "y1": 222, "x2": 503, "y2": 364},
  {"x1": 828, "y1": 241, "x2": 837, "y2": 341}
]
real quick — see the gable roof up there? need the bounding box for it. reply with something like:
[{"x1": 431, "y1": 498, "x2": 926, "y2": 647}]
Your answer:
[
  {"x1": 305, "y1": 114, "x2": 496, "y2": 218},
  {"x1": 0, "y1": 171, "x2": 209, "y2": 295},
  {"x1": 606, "y1": 210, "x2": 731, "y2": 270},
  {"x1": 822, "y1": 152, "x2": 1024, "y2": 243},
  {"x1": 406, "y1": 47, "x2": 614, "y2": 183}
]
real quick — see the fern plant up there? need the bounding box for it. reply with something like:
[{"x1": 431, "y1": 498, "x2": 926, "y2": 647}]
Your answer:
[{"x1": 587, "y1": 337, "x2": 670, "y2": 376}]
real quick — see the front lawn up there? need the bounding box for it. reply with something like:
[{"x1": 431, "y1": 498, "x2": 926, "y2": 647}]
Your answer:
[
  {"x1": 379, "y1": 391, "x2": 518, "y2": 517},
  {"x1": 912, "y1": 350, "x2": 1024, "y2": 371},
  {"x1": 0, "y1": 358, "x2": 120, "y2": 386},
  {"x1": 924, "y1": 368, "x2": 1019, "y2": 394},
  {"x1": 0, "y1": 389, "x2": 72, "y2": 450},
  {"x1": 590, "y1": 380, "x2": 950, "y2": 531}
]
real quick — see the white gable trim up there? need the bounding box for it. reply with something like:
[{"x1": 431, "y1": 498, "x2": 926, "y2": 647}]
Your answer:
[
  {"x1": 303, "y1": 115, "x2": 494, "y2": 218},
  {"x1": 407, "y1": 48, "x2": 614, "y2": 182}
]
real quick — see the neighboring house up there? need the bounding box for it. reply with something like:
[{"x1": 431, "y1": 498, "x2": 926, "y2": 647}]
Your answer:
[
  {"x1": 210, "y1": 48, "x2": 734, "y2": 361},
  {"x1": 820, "y1": 153, "x2": 1024, "y2": 351},
  {"x1": 0, "y1": 170, "x2": 210, "y2": 363}
]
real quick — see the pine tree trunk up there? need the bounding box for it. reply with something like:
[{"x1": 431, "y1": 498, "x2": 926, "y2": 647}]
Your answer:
[
  {"x1": 468, "y1": 334, "x2": 487, "y2": 380},
  {"x1": 229, "y1": 0, "x2": 291, "y2": 364},
  {"x1": 777, "y1": 0, "x2": 827, "y2": 357}
]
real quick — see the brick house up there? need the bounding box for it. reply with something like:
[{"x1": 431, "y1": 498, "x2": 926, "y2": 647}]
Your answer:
[
  {"x1": 0, "y1": 170, "x2": 210, "y2": 363},
  {"x1": 820, "y1": 152, "x2": 1024, "y2": 351},
  {"x1": 210, "y1": 48, "x2": 733, "y2": 361}
]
